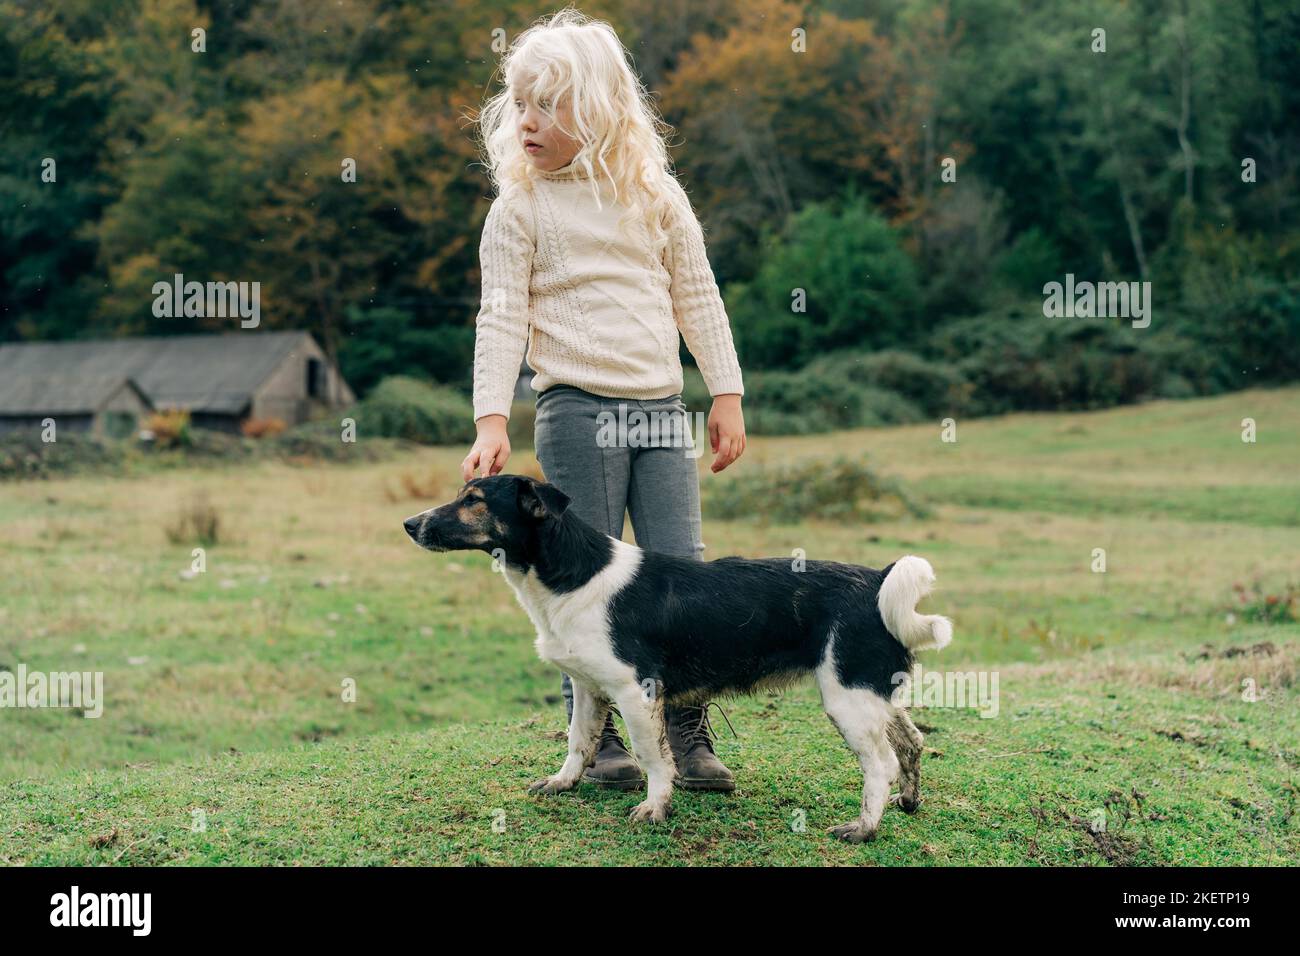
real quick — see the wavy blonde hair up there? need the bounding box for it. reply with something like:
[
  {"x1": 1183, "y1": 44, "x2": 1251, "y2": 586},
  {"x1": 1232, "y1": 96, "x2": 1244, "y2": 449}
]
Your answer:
[{"x1": 475, "y1": 6, "x2": 681, "y2": 256}]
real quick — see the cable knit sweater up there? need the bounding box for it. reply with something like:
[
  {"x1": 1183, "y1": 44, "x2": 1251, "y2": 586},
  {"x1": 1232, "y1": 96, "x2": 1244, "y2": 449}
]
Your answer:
[{"x1": 471, "y1": 163, "x2": 745, "y2": 421}]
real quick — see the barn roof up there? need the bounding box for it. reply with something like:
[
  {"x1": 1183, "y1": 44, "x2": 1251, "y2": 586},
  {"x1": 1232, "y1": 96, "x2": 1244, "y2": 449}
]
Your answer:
[
  {"x1": 0, "y1": 374, "x2": 152, "y2": 416},
  {"x1": 0, "y1": 332, "x2": 313, "y2": 416}
]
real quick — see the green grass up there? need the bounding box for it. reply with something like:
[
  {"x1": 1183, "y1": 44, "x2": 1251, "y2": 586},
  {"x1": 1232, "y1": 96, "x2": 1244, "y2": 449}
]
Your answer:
[
  {"x1": 1, "y1": 387, "x2": 1297, "y2": 864},
  {"x1": 3, "y1": 671, "x2": 1296, "y2": 865}
]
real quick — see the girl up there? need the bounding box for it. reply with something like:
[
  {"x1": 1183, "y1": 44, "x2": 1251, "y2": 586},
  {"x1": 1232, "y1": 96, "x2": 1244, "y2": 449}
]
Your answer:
[{"x1": 462, "y1": 8, "x2": 746, "y2": 792}]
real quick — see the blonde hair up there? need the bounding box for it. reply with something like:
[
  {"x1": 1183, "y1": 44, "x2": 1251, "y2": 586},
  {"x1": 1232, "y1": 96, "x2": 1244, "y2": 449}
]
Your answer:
[{"x1": 475, "y1": 6, "x2": 681, "y2": 256}]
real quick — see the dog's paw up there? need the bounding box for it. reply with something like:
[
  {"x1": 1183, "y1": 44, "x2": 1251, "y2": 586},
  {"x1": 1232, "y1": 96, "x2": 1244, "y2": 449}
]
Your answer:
[
  {"x1": 827, "y1": 819, "x2": 877, "y2": 844},
  {"x1": 888, "y1": 792, "x2": 921, "y2": 814},
  {"x1": 628, "y1": 800, "x2": 669, "y2": 824},
  {"x1": 528, "y1": 775, "x2": 574, "y2": 796}
]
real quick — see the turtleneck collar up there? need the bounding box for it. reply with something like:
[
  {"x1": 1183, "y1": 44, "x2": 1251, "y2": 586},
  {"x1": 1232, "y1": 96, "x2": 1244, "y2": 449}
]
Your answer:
[{"x1": 536, "y1": 160, "x2": 592, "y2": 182}]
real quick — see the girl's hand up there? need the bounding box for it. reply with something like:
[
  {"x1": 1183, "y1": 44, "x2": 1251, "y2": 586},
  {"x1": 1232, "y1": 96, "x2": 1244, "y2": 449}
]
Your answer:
[
  {"x1": 707, "y1": 394, "x2": 746, "y2": 473},
  {"x1": 463, "y1": 415, "x2": 511, "y2": 481}
]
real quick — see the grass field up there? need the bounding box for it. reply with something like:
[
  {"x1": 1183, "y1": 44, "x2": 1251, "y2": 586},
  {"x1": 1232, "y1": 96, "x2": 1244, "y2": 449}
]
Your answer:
[{"x1": 1, "y1": 388, "x2": 1297, "y2": 865}]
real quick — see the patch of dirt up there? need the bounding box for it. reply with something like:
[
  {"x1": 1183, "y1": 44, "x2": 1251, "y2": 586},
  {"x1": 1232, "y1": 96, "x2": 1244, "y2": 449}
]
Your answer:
[
  {"x1": 1029, "y1": 789, "x2": 1152, "y2": 865},
  {"x1": 1155, "y1": 727, "x2": 1207, "y2": 745},
  {"x1": 726, "y1": 822, "x2": 762, "y2": 841},
  {"x1": 295, "y1": 724, "x2": 343, "y2": 742},
  {"x1": 1190, "y1": 641, "x2": 1277, "y2": 661},
  {"x1": 1065, "y1": 811, "x2": 1142, "y2": 865},
  {"x1": 89, "y1": 829, "x2": 120, "y2": 849}
]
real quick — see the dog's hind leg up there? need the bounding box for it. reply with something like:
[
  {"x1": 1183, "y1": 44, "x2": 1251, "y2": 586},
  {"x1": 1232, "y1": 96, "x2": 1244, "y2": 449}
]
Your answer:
[
  {"x1": 816, "y1": 659, "x2": 899, "y2": 843},
  {"x1": 529, "y1": 680, "x2": 608, "y2": 795},
  {"x1": 612, "y1": 684, "x2": 674, "y2": 823},
  {"x1": 887, "y1": 710, "x2": 924, "y2": 813}
]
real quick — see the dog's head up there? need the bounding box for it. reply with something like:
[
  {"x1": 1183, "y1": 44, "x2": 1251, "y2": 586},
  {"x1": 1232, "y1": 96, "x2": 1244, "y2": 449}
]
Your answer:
[{"x1": 402, "y1": 474, "x2": 570, "y2": 556}]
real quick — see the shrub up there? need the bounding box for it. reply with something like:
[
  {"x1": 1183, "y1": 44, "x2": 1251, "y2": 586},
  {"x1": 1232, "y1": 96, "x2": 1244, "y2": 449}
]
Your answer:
[
  {"x1": 340, "y1": 305, "x2": 474, "y2": 396},
  {"x1": 996, "y1": 227, "x2": 1064, "y2": 298},
  {"x1": 805, "y1": 348, "x2": 974, "y2": 417},
  {"x1": 927, "y1": 311, "x2": 1164, "y2": 413},
  {"x1": 680, "y1": 361, "x2": 926, "y2": 436},
  {"x1": 143, "y1": 408, "x2": 191, "y2": 448},
  {"x1": 913, "y1": 176, "x2": 1010, "y2": 315},
  {"x1": 726, "y1": 188, "x2": 921, "y2": 370},
  {"x1": 165, "y1": 492, "x2": 221, "y2": 546},
  {"x1": 354, "y1": 376, "x2": 476, "y2": 445},
  {"x1": 1184, "y1": 278, "x2": 1300, "y2": 385},
  {"x1": 1142, "y1": 329, "x2": 1230, "y2": 396},
  {"x1": 703, "y1": 456, "x2": 928, "y2": 524},
  {"x1": 741, "y1": 369, "x2": 870, "y2": 435},
  {"x1": 1230, "y1": 581, "x2": 1299, "y2": 625},
  {"x1": 0, "y1": 432, "x2": 128, "y2": 480},
  {"x1": 240, "y1": 416, "x2": 287, "y2": 439},
  {"x1": 854, "y1": 386, "x2": 928, "y2": 427}
]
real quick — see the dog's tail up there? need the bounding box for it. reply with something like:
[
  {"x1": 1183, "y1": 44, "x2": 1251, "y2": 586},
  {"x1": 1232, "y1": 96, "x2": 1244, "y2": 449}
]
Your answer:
[{"x1": 877, "y1": 556, "x2": 952, "y2": 652}]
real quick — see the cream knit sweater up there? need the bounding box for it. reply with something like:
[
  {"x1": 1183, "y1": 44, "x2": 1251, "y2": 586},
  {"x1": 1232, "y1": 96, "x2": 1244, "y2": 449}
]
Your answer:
[{"x1": 471, "y1": 163, "x2": 745, "y2": 421}]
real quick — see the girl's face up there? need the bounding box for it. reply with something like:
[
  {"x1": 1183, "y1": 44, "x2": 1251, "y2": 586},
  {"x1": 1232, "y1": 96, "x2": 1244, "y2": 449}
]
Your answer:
[{"x1": 513, "y1": 85, "x2": 582, "y2": 171}]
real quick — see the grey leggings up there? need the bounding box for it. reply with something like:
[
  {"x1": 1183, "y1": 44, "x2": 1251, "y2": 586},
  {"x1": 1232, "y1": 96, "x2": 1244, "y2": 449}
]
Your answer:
[{"x1": 532, "y1": 383, "x2": 706, "y2": 721}]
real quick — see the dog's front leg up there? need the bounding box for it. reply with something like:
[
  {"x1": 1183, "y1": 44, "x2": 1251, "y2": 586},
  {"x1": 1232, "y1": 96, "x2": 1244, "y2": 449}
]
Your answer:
[
  {"x1": 528, "y1": 679, "x2": 608, "y2": 795},
  {"x1": 613, "y1": 685, "x2": 674, "y2": 823}
]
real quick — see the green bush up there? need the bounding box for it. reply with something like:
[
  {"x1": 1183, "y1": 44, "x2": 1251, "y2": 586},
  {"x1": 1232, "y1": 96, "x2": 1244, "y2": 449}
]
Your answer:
[
  {"x1": 702, "y1": 455, "x2": 928, "y2": 524},
  {"x1": 1182, "y1": 278, "x2": 1300, "y2": 385},
  {"x1": 853, "y1": 386, "x2": 927, "y2": 427},
  {"x1": 340, "y1": 305, "x2": 475, "y2": 397},
  {"x1": 747, "y1": 369, "x2": 926, "y2": 435},
  {"x1": 681, "y1": 360, "x2": 927, "y2": 435},
  {"x1": 0, "y1": 432, "x2": 128, "y2": 480},
  {"x1": 741, "y1": 369, "x2": 869, "y2": 434},
  {"x1": 805, "y1": 348, "x2": 973, "y2": 417},
  {"x1": 1141, "y1": 328, "x2": 1231, "y2": 396},
  {"x1": 913, "y1": 176, "x2": 1010, "y2": 316},
  {"x1": 354, "y1": 376, "x2": 476, "y2": 445},
  {"x1": 725, "y1": 188, "x2": 920, "y2": 370},
  {"x1": 1231, "y1": 581, "x2": 1299, "y2": 625},
  {"x1": 996, "y1": 227, "x2": 1064, "y2": 298},
  {"x1": 0, "y1": 413, "x2": 408, "y2": 481},
  {"x1": 927, "y1": 311, "x2": 1165, "y2": 413}
]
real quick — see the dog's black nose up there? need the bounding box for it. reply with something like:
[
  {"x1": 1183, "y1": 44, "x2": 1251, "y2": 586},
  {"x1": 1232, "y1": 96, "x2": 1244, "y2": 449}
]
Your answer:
[{"x1": 403, "y1": 516, "x2": 421, "y2": 540}]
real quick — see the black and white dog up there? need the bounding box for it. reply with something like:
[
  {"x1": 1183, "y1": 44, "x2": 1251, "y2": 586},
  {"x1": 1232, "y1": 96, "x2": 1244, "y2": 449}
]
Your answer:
[{"x1": 404, "y1": 474, "x2": 952, "y2": 842}]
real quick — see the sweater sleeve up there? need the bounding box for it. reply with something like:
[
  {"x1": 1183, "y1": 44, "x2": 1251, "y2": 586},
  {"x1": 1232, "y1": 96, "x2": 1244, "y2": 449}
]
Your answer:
[
  {"x1": 662, "y1": 177, "x2": 745, "y2": 398},
  {"x1": 472, "y1": 187, "x2": 535, "y2": 421}
]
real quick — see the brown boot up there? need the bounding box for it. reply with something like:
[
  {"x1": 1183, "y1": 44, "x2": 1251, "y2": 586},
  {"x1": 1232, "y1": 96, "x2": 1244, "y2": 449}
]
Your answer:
[
  {"x1": 581, "y1": 712, "x2": 645, "y2": 790},
  {"x1": 667, "y1": 704, "x2": 736, "y2": 792}
]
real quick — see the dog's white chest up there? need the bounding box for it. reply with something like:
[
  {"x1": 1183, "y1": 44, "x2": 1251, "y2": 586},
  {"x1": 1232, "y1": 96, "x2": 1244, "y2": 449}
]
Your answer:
[
  {"x1": 501, "y1": 570, "x2": 606, "y2": 667},
  {"x1": 499, "y1": 541, "x2": 643, "y2": 686}
]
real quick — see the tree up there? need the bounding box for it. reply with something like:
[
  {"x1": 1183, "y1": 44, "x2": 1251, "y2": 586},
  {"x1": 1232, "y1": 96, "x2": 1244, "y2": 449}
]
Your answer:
[
  {"x1": 0, "y1": 0, "x2": 112, "y2": 340},
  {"x1": 726, "y1": 189, "x2": 920, "y2": 369}
]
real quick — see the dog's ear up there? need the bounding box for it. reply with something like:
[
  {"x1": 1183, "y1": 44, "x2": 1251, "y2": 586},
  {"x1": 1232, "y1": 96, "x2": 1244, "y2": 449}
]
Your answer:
[{"x1": 517, "y1": 478, "x2": 570, "y2": 522}]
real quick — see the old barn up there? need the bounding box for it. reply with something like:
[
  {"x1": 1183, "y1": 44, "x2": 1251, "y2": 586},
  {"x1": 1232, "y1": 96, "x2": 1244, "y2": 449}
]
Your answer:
[{"x1": 0, "y1": 331, "x2": 354, "y2": 436}]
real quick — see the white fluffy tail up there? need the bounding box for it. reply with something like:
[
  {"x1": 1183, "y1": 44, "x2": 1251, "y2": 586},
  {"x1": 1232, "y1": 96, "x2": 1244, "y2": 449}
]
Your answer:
[{"x1": 877, "y1": 556, "x2": 952, "y2": 651}]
